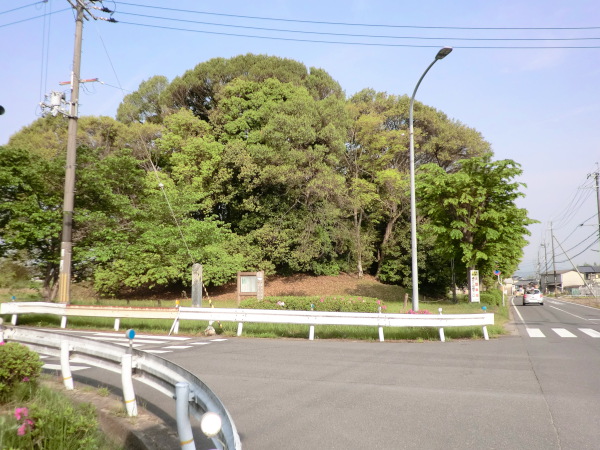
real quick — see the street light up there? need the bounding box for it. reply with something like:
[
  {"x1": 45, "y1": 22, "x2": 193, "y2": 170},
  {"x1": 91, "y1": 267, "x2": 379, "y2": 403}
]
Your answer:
[{"x1": 409, "y1": 46, "x2": 453, "y2": 312}]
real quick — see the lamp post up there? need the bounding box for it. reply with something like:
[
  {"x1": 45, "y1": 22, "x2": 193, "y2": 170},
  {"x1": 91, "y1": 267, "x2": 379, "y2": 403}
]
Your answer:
[{"x1": 409, "y1": 47, "x2": 452, "y2": 312}]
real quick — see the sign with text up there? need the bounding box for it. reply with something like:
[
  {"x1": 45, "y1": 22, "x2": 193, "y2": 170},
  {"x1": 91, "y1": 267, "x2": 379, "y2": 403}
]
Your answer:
[
  {"x1": 470, "y1": 269, "x2": 480, "y2": 303},
  {"x1": 237, "y1": 271, "x2": 265, "y2": 304}
]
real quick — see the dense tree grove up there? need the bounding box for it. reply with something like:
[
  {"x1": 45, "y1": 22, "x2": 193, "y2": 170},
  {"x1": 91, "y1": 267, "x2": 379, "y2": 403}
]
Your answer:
[{"x1": 0, "y1": 54, "x2": 533, "y2": 298}]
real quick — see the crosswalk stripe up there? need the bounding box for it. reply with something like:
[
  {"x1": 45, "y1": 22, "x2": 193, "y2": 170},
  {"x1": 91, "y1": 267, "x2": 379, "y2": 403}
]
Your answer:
[
  {"x1": 145, "y1": 350, "x2": 171, "y2": 354},
  {"x1": 526, "y1": 328, "x2": 545, "y2": 338},
  {"x1": 210, "y1": 338, "x2": 228, "y2": 342},
  {"x1": 552, "y1": 328, "x2": 577, "y2": 338},
  {"x1": 86, "y1": 336, "x2": 166, "y2": 344},
  {"x1": 190, "y1": 342, "x2": 211, "y2": 345},
  {"x1": 163, "y1": 345, "x2": 193, "y2": 350},
  {"x1": 579, "y1": 328, "x2": 600, "y2": 338}
]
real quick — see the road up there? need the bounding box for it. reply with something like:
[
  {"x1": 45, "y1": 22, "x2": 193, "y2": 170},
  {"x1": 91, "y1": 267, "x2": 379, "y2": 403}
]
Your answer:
[{"x1": 39, "y1": 299, "x2": 600, "y2": 449}]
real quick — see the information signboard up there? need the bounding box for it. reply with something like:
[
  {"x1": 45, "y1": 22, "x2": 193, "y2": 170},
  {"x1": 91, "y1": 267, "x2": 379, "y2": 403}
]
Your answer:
[{"x1": 470, "y1": 269, "x2": 480, "y2": 303}]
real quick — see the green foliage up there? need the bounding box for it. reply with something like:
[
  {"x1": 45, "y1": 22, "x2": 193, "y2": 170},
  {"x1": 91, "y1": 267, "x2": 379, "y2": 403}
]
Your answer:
[
  {"x1": 480, "y1": 289, "x2": 503, "y2": 306},
  {"x1": 0, "y1": 260, "x2": 32, "y2": 288},
  {"x1": 417, "y1": 156, "x2": 537, "y2": 284},
  {"x1": 0, "y1": 343, "x2": 43, "y2": 401},
  {"x1": 0, "y1": 384, "x2": 109, "y2": 450},
  {"x1": 240, "y1": 295, "x2": 386, "y2": 313}
]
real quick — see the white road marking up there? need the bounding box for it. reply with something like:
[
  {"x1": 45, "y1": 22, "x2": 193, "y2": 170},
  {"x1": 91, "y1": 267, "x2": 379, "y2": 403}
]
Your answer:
[
  {"x1": 144, "y1": 350, "x2": 171, "y2": 354},
  {"x1": 552, "y1": 328, "x2": 577, "y2": 338},
  {"x1": 580, "y1": 328, "x2": 600, "y2": 338},
  {"x1": 526, "y1": 328, "x2": 545, "y2": 338},
  {"x1": 86, "y1": 336, "x2": 165, "y2": 344},
  {"x1": 547, "y1": 305, "x2": 588, "y2": 321},
  {"x1": 210, "y1": 338, "x2": 228, "y2": 342},
  {"x1": 163, "y1": 345, "x2": 193, "y2": 350},
  {"x1": 190, "y1": 342, "x2": 211, "y2": 345}
]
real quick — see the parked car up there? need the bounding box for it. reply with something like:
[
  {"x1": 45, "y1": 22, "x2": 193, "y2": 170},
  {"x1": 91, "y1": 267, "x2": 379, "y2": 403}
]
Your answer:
[{"x1": 523, "y1": 289, "x2": 543, "y2": 306}]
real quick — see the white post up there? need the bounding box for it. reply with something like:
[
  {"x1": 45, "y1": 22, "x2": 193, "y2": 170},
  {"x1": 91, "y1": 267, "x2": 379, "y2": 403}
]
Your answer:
[
  {"x1": 60, "y1": 316, "x2": 67, "y2": 329},
  {"x1": 114, "y1": 318, "x2": 120, "y2": 331},
  {"x1": 11, "y1": 314, "x2": 17, "y2": 325},
  {"x1": 174, "y1": 319, "x2": 180, "y2": 335},
  {"x1": 309, "y1": 325, "x2": 315, "y2": 341},
  {"x1": 482, "y1": 326, "x2": 489, "y2": 341},
  {"x1": 121, "y1": 354, "x2": 138, "y2": 416},
  {"x1": 438, "y1": 308, "x2": 445, "y2": 342},
  {"x1": 378, "y1": 327, "x2": 384, "y2": 342},
  {"x1": 175, "y1": 382, "x2": 196, "y2": 450},
  {"x1": 237, "y1": 323, "x2": 243, "y2": 336},
  {"x1": 60, "y1": 341, "x2": 74, "y2": 390}
]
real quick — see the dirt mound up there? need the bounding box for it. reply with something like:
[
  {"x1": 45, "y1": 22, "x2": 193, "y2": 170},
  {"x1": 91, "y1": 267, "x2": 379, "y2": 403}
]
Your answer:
[{"x1": 206, "y1": 273, "x2": 403, "y2": 303}]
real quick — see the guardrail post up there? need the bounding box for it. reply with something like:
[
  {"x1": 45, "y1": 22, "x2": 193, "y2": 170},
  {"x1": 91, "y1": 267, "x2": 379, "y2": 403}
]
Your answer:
[
  {"x1": 11, "y1": 314, "x2": 17, "y2": 325},
  {"x1": 121, "y1": 354, "x2": 138, "y2": 417},
  {"x1": 237, "y1": 322, "x2": 243, "y2": 336},
  {"x1": 60, "y1": 341, "x2": 74, "y2": 390},
  {"x1": 378, "y1": 307, "x2": 384, "y2": 342},
  {"x1": 482, "y1": 326, "x2": 489, "y2": 340},
  {"x1": 60, "y1": 316, "x2": 67, "y2": 329},
  {"x1": 114, "y1": 318, "x2": 120, "y2": 331},
  {"x1": 309, "y1": 325, "x2": 315, "y2": 340},
  {"x1": 175, "y1": 382, "x2": 196, "y2": 450},
  {"x1": 438, "y1": 308, "x2": 445, "y2": 342}
]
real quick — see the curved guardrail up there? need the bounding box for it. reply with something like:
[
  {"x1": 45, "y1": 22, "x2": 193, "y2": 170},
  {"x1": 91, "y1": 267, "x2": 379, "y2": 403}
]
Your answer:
[
  {"x1": 0, "y1": 325, "x2": 241, "y2": 450},
  {"x1": 1, "y1": 302, "x2": 494, "y2": 341}
]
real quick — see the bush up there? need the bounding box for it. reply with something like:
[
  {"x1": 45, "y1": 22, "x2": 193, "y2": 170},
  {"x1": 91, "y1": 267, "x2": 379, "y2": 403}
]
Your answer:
[
  {"x1": 240, "y1": 295, "x2": 386, "y2": 313},
  {"x1": 0, "y1": 384, "x2": 108, "y2": 449},
  {"x1": 480, "y1": 290, "x2": 503, "y2": 306},
  {"x1": 0, "y1": 342, "x2": 43, "y2": 402}
]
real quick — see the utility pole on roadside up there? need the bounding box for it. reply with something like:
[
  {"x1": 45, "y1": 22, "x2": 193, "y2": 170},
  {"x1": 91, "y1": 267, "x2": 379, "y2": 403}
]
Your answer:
[
  {"x1": 589, "y1": 165, "x2": 600, "y2": 257},
  {"x1": 56, "y1": 1, "x2": 115, "y2": 304},
  {"x1": 550, "y1": 223, "x2": 558, "y2": 295}
]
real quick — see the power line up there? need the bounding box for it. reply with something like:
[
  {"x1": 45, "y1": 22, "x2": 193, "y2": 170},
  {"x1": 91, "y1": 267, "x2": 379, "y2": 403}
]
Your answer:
[
  {"x1": 116, "y1": 10, "x2": 600, "y2": 42},
  {"x1": 117, "y1": 2, "x2": 600, "y2": 31},
  {"x1": 118, "y1": 20, "x2": 600, "y2": 49},
  {"x1": 0, "y1": 8, "x2": 70, "y2": 28},
  {"x1": 0, "y1": 2, "x2": 41, "y2": 16},
  {"x1": 555, "y1": 237, "x2": 600, "y2": 264}
]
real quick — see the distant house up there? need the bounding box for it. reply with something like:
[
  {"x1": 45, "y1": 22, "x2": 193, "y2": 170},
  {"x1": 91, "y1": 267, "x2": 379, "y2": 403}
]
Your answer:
[
  {"x1": 541, "y1": 269, "x2": 586, "y2": 293},
  {"x1": 577, "y1": 265, "x2": 600, "y2": 283}
]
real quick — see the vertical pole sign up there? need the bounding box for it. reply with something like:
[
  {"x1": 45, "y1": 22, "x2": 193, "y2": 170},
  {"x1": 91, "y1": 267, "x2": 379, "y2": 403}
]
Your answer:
[{"x1": 470, "y1": 269, "x2": 480, "y2": 303}]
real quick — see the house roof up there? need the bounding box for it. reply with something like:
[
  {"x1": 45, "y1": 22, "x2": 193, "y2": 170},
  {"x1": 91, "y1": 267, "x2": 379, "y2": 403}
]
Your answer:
[{"x1": 577, "y1": 265, "x2": 600, "y2": 273}]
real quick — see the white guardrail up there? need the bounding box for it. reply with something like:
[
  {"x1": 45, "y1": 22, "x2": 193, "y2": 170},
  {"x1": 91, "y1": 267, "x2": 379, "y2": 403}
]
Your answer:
[
  {"x1": 1, "y1": 302, "x2": 494, "y2": 342},
  {"x1": 0, "y1": 324, "x2": 242, "y2": 450}
]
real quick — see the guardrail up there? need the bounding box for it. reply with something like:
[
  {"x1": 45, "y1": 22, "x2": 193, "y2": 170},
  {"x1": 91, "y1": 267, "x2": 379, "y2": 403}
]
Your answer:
[
  {"x1": 0, "y1": 325, "x2": 242, "y2": 450},
  {"x1": 1, "y1": 302, "x2": 494, "y2": 341}
]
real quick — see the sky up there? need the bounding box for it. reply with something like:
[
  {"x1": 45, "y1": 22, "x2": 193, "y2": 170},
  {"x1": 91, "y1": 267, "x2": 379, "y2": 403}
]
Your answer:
[{"x1": 1, "y1": 0, "x2": 599, "y2": 278}]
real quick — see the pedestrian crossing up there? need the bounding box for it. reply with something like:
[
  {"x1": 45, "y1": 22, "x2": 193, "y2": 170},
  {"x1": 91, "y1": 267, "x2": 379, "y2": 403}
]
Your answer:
[
  {"x1": 525, "y1": 327, "x2": 600, "y2": 339},
  {"x1": 54, "y1": 330, "x2": 228, "y2": 354}
]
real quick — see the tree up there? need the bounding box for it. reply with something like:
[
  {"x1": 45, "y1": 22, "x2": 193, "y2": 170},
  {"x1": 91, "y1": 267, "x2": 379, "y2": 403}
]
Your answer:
[
  {"x1": 116, "y1": 75, "x2": 169, "y2": 124},
  {"x1": 0, "y1": 146, "x2": 64, "y2": 298},
  {"x1": 417, "y1": 156, "x2": 536, "y2": 290}
]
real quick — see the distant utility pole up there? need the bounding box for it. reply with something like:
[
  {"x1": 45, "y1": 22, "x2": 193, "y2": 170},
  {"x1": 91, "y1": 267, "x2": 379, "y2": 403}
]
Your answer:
[
  {"x1": 550, "y1": 223, "x2": 558, "y2": 294},
  {"x1": 589, "y1": 165, "x2": 600, "y2": 256},
  {"x1": 56, "y1": 1, "x2": 115, "y2": 304}
]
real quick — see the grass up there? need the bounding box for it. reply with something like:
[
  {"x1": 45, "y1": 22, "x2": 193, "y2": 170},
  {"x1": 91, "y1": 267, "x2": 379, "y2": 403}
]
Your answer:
[{"x1": 1, "y1": 288, "x2": 509, "y2": 341}]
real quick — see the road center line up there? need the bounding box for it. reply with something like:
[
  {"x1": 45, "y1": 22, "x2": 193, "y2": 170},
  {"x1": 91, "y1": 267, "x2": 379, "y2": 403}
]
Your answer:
[{"x1": 547, "y1": 305, "x2": 588, "y2": 321}]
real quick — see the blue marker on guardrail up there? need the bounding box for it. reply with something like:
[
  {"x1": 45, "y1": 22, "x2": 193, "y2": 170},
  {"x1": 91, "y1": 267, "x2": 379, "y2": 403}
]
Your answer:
[{"x1": 125, "y1": 329, "x2": 135, "y2": 353}]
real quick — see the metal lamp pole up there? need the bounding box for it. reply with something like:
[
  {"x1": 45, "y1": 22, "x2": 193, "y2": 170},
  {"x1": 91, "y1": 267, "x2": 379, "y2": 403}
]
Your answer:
[{"x1": 409, "y1": 47, "x2": 453, "y2": 312}]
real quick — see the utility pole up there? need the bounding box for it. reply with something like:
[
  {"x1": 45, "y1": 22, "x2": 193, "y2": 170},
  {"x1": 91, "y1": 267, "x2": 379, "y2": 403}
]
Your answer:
[
  {"x1": 550, "y1": 223, "x2": 558, "y2": 295},
  {"x1": 56, "y1": 1, "x2": 84, "y2": 304},
  {"x1": 589, "y1": 165, "x2": 600, "y2": 256},
  {"x1": 56, "y1": 1, "x2": 116, "y2": 303}
]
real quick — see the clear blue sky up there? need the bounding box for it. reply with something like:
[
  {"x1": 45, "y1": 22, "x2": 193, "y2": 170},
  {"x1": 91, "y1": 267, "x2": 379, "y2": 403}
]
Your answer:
[{"x1": 2, "y1": 0, "x2": 599, "y2": 278}]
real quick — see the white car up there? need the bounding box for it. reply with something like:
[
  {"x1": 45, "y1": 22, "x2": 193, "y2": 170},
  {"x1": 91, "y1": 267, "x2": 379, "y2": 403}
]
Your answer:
[{"x1": 523, "y1": 289, "x2": 543, "y2": 306}]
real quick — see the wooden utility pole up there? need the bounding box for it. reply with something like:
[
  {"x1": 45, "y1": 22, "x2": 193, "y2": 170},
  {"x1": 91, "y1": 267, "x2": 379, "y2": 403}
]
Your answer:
[
  {"x1": 57, "y1": 1, "x2": 84, "y2": 304},
  {"x1": 550, "y1": 223, "x2": 558, "y2": 294}
]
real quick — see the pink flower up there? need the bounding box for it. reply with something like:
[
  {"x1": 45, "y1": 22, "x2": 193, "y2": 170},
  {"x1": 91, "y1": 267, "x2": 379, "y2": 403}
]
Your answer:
[
  {"x1": 22, "y1": 377, "x2": 30, "y2": 382},
  {"x1": 17, "y1": 423, "x2": 27, "y2": 436},
  {"x1": 319, "y1": 299, "x2": 324, "y2": 302},
  {"x1": 376, "y1": 300, "x2": 381, "y2": 305},
  {"x1": 14, "y1": 407, "x2": 28, "y2": 421},
  {"x1": 382, "y1": 305, "x2": 387, "y2": 310}
]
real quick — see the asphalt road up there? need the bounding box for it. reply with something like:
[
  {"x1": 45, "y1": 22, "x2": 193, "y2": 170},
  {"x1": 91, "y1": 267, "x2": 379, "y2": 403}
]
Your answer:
[{"x1": 39, "y1": 298, "x2": 600, "y2": 449}]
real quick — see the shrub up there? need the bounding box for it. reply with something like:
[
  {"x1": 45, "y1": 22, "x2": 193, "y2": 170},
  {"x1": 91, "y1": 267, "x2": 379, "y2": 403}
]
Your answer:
[
  {"x1": 480, "y1": 290, "x2": 503, "y2": 306},
  {"x1": 240, "y1": 295, "x2": 386, "y2": 313},
  {"x1": 0, "y1": 342, "x2": 43, "y2": 402}
]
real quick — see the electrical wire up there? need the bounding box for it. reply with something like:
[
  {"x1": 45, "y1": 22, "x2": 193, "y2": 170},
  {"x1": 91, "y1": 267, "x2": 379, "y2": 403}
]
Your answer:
[
  {"x1": 115, "y1": 10, "x2": 600, "y2": 42},
  {"x1": 554, "y1": 237, "x2": 600, "y2": 264},
  {"x1": 117, "y1": 20, "x2": 600, "y2": 49},
  {"x1": 117, "y1": 2, "x2": 600, "y2": 31},
  {"x1": 0, "y1": 8, "x2": 70, "y2": 28},
  {"x1": 0, "y1": 2, "x2": 41, "y2": 15}
]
